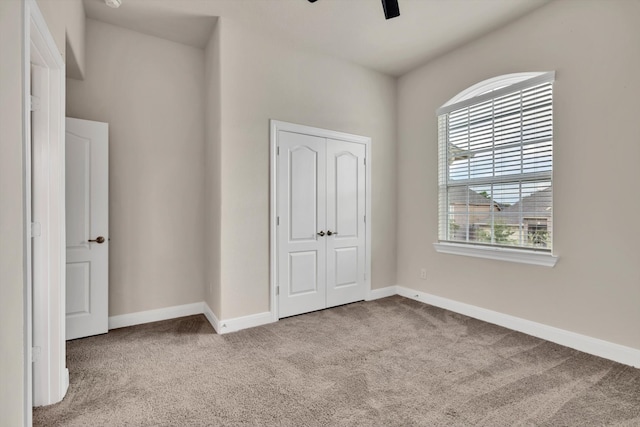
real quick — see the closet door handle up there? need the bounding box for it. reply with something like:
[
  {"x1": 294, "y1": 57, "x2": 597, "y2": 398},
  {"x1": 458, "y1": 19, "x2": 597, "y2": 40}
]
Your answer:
[
  {"x1": 327, "y1": 230, "x2": 337, "y2": 236},
  {"x1": 88, "y1": 236, "x2": 105, "y2": 244},
  {"x1": 317, "y1": 231, "x2": 325, "y2": 237}
]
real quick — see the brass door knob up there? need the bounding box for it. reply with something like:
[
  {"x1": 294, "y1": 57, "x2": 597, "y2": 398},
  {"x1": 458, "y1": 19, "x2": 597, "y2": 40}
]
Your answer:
[
  {"x1": 89, "y1": 236, "x2": 105, "y2": 244},
  {"x1": 317, "y1": 231, "x2": 325, "y2": 237}
]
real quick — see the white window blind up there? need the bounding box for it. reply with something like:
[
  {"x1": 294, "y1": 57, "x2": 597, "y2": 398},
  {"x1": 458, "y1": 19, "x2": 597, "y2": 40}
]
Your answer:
[{"x1": 438, "y1": 72, "x2": 554, "y2": 252}]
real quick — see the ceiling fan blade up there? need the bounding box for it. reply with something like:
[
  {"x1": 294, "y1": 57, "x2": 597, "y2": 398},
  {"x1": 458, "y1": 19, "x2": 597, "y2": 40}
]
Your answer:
[
  {"x1": 381, "y1": 0, "x2": 400, "y2": 19},
  {"x1": 308, "y1": 0, "x2": 400, "y2": 20}
]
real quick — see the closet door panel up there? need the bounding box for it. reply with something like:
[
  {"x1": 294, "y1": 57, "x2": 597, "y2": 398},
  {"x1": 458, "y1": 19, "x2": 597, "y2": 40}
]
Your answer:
[
  {"x1": 277, "y1": 131, "x2": 327, "y2": 318},
  {"x1": 325, "y1": 139, "x2": 366, "y2": 308}
]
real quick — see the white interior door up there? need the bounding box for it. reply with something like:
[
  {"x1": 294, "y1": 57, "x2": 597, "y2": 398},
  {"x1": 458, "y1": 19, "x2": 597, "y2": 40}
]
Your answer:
[
  {"x1": 278, "y1": 131, "x2": 327, "y2": 318},
  {"x1": 326, "y1": 139, "x2": 366, "y2": 308},
  {"x1": 277, "y1": 129, "x2": 367, "y2": 318},
  {"x1": 65, "y1": 117, "x2": 109, "y2": 340}
]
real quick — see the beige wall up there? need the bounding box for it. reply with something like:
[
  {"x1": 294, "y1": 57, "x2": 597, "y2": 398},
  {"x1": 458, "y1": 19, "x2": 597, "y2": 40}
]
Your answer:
[
  {"x1": 36, "y1": 0, "x2": 85, "y2": 79},
  {"x1": 217, "y1": 19, "x2": 397, "y2": 319},
  {"x1": 64, "y1": 15, "x2": 397, "y2": 322},
  {"x1": 204, "y1": 23, "x2": 222, "y2": 317},
  {"x1": 66, "y1": 20, "x2": 206, "y2": 316},
  {"x1": 0, "y1": 2, "x2": 26, "y2": 424},
  {"x1": 397, "y1": 0, "x2": 640, "y2": 350}
]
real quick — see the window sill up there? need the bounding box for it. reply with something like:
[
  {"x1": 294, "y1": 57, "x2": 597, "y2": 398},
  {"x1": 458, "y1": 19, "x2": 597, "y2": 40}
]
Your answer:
[{"x1": 433, "y1": 242, "x2": 558, "y2": 267}]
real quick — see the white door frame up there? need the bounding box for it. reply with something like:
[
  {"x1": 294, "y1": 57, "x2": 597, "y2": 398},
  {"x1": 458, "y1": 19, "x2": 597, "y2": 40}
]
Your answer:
[
  {"x1": 269, "y1": 120, "x2": 372, "y2": 321},
  {"x1": 23, "y1": 0, "x2": 68, "y2": 419}
]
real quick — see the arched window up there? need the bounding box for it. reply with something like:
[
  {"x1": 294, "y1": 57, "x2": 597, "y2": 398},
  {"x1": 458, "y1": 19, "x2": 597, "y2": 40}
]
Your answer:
[{"x1": 435, "y1": 72, "x2": 557, "y2": 265}]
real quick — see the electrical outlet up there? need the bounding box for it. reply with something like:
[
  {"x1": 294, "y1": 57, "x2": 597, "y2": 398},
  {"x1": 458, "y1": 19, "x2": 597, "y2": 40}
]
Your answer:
[{"x1": 420, "y1": 268, "x2": 427, "y2": 280}]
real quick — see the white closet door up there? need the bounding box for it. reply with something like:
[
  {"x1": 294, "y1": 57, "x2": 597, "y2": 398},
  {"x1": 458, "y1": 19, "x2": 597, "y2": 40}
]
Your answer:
[
  {"x1": 325, "y1": 139, "x2": 366, "y2": 308},
  {"x1": 277, "y1": 131, "x2": 327, "y2": 318}
]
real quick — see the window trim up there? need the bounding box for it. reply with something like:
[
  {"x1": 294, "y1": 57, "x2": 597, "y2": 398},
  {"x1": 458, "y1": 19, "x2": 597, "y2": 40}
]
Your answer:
[
  {"x1": 436, "y1": 71, "x2": 558, "y2": 266},
  {"x1": 433, "y1": 242, "x2": 558, "y2": 267}
]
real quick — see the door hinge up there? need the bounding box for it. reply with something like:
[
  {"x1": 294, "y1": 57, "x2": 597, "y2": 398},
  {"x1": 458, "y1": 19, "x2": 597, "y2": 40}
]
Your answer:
[
  {"x1": 364, "y1": 158, "x2": 366, "y2": 166},
  {"x1": 364, "y1": 215, "x2": 366, "y2": 223},
  {"x1": 277, "y1": 146, "x2": 280, "y2": 155},
  {"x1": 31, "y1": 222, "x2": 41, "y2": 238},
  {"x1": 30, "y1": 95, "x2": 41, "y2": 112},
  {"x1": 277, "y1": 216, "x2": 280, "y2": 226},
  {"x1": 32, "y1": 346, "x2": 41, "y2": 363},
  {"x1": 276, "y1": 286, "x2": 279, "y2": 296}
]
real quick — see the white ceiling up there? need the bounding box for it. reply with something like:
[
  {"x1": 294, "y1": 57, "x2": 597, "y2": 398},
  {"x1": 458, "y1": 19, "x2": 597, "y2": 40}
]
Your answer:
[{"x1": 83, "y1": 0, "x2": 551, "y2": 77}]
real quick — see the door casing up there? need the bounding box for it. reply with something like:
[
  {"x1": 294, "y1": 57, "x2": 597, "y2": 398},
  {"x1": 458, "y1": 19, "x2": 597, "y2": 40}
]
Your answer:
[
  {"x1": 270, "y1": 120, "x2": 372, "y2": 321},
  {"x1": 24, "y1": 0, "x2": 68, "y2": 419}
]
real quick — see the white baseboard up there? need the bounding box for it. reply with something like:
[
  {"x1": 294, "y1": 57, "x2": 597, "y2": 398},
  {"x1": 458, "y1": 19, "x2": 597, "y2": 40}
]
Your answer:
[
  {"x1": 62, "y1": 368, "x2": 69, "y2": 399},
  {"x1": 366, "y1": 286, "x2": 397, "y2": 301},
  {"x1": 395, "y1": 285, "x2": 640, "y2": 368},
  {"x1": 202, "y1": 302, "x2": 221, "y2": 334},
  {"x1": 108, "y1": 301, "x2": 273, "y2": 335},
  {"x1": 202, "y1": 302, "x2": 274, "y2": 335},
  {"x1": 216, "y1": 311, "x2": 274, "y2": 334},
  {"x1": 108, "y1": 302, "x2": 204, "y2": 330},
  {"x1": 104, "y1": 290, "x2": 640, "y2": 367}
]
